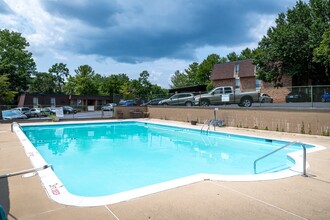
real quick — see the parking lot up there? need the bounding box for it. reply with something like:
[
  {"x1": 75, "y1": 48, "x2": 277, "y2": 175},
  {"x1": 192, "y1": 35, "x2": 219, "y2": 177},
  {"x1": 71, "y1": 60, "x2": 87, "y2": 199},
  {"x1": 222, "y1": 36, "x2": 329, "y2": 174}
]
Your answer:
[{"x1": 2, "y1": 101, "x2": 330, "y2": 122}]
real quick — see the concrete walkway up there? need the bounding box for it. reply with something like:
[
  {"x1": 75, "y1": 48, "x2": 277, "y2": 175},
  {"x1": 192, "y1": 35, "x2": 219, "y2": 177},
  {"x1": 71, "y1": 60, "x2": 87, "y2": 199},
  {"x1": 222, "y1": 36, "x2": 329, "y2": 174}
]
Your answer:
[{"x1": 0, "y1": 120, "x2": 329, "y2": 220}]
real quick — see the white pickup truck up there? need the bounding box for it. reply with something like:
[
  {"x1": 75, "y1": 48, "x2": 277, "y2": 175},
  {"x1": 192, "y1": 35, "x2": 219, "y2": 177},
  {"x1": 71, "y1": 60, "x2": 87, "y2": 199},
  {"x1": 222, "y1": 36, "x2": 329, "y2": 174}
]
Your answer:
[{"x1": 194, "y1": 86, "x2": 260, "y2": 107}]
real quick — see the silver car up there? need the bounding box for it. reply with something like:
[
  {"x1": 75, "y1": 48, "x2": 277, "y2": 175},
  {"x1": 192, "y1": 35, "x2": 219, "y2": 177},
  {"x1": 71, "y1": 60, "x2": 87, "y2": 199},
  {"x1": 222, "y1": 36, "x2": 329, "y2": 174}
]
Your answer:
[
  {"x1": 259, "y1": 93, "x2": 273, "y2": 103},
  {"x1": 101, "y1": 103, "x2": 117, "y2": 111},
  {"x1": 159, "y1": 93, "x2": 196, "y2": 106}
]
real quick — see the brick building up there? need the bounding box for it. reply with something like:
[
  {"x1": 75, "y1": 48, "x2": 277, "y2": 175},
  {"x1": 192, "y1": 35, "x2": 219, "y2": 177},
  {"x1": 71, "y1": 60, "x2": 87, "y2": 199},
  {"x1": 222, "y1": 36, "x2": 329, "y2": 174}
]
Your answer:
[
  {"x1": 17, "y1": 93, "x2": 114, "y2": 110},
  {"x1": 210, "y1": 59, "x2": 292, "y2": 103}
]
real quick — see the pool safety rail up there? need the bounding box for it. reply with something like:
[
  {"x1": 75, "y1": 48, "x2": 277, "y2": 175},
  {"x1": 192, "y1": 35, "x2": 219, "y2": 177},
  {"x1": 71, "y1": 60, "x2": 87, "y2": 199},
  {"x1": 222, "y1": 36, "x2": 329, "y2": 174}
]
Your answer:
[
  {"x1": 201, "y1": 119, "x2": 223, "y2": 133},
  {"x1": 254, "y1": 141, "x2": 307, "y2": 176},
  {"x1": 11, "y1": 121, "x2": 22, "y2": 132},
  {"x1": 0, "y1": 164, "x2": 53, "y2": 179}
]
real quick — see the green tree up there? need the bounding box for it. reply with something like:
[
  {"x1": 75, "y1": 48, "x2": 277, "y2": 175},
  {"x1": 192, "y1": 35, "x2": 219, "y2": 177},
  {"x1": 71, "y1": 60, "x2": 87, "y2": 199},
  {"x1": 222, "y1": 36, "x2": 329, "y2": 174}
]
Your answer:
[
  {"x1": 227, "y1": 52, "x2": 239, "y2": 62},
  {"x1": 0, "y1": 74, "x2": 17, "y2": 104},
  {"x1": 254, "y1": 0, "x2": 330, "y2": 85},
  {"x1": 239, "y1": 48, "x2": 255, "y2": 60},
  {"x1": 0, "y1": 29, "x2": 36, "y2": 92},
  {"x1": 313, "y1": 28, "x2": 330, "y2": 75},
  {"x1": 185, "y1": 62, "x2": 200, "y2": 85},
  {"x1": 29, "y1": 72, "x2": 56, "y2": 94},
  {"x1": 100, "y1": 73, "x2": 130, "y2": 96},
  {"x1": 68, "y1": 65, "x2": 99, "y2": 95},
  {"x1": 119, "y1": 81, "x2": 136, "y2": 100},
  {"x1": 149, "y1": 84, "x2": 168, "y2": 98},
  {"x1": 48, "y1": 63, "x2": 69, "y2": 94},
  {"x1": 170, "y1": 70, "x2": 190, "y2": 88},
  {"x1": 63, "y1": 75, "x2": 77, "y2": 95},
  {"x1": 196, "y1": 54, "x2": 222, "y2": 85},
  {"x1": 138, "y1": 70, "x2": 152, "y2": 98}
]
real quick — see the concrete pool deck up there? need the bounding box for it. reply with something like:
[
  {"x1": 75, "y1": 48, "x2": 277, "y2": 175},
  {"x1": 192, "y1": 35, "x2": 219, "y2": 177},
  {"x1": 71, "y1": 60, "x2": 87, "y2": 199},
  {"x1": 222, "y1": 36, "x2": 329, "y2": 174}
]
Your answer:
[{"x1": 0, "y1": 119, "x2": 330, "y2": 219}]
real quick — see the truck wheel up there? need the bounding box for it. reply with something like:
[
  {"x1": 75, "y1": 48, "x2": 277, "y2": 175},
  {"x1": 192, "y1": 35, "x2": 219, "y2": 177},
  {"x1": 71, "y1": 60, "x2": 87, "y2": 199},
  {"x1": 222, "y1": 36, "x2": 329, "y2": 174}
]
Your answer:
[
  {"x1": 185, "y1": 102, "x2": 193, "y2": 106},
  {"x1": 200, "y1": 99, "x2": 210, "y2": 106},
  {"x1": 240, "y1": 98, "x2": 252, "y2": 107}
]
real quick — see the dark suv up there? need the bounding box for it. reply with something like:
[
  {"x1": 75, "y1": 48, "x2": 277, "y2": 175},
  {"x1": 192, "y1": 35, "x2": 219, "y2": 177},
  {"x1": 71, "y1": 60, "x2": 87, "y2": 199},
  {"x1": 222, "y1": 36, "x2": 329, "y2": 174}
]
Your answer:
[
  {"x1": 63, "y1": 106, "x2": 78, "y2": 114},
  {"x1": 159, "y1": 93, "x2": 196, "y2": 106}
]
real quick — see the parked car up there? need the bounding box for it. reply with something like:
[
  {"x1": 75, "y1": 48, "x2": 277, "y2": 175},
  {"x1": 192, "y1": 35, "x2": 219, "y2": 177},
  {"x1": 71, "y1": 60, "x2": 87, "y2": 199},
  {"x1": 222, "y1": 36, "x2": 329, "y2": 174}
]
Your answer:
[
  {"x1": 159, "y1": 93, "x2": 197, "y2": 106},
  {"x1": 30, "y1": 108, "x2": 43, "y2": 117},
  {"x1": 14, "y1": 107, "x2": 31, "y2": 118},
  {"x1": 259, "y1": 93, "x2": 273, "y2": 103},
  {"x1": 63, "y1": 106, "x2": 77, "y2": 114},
  {"x1": 141, "y1": 98, "x2": 164, "y2": 106},
  {"x1": 285, "y1": 92, "x2": 310, "y2": 103},
  {"x1": 194, "y1": 86, "x2": 260, "y2": 107},
  {"x1": 101, "y1": 103, "x2": 117, "y2": 111},
  {"x1": 2, "y1": 110, "x2": 28, "y2": 120},
  {"x1": 320, "y1": 93, "x2": 330, "y2": 102},
  {"x1": 119, "y1": 100, "x2": 137, "y2": 106},
  {"x1": 41, "y1": 107, "x2": 56, "y2": 115}
]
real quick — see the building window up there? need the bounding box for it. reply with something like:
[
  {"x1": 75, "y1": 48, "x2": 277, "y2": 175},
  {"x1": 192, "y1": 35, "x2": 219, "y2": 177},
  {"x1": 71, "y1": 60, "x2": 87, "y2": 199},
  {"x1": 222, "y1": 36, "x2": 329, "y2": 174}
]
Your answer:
[
  {"x1": 256, "y1": 79, "x2": 261, "y2": 90},
  {"x1": 234, "y1": 64, "x2": 240, "y2": 78},
  {"x1": 50, "y1": 97, "x2": 56, "y2": 107},
  {"x1": 33, "y1": 97, "x2": 38, "y2": 107}
]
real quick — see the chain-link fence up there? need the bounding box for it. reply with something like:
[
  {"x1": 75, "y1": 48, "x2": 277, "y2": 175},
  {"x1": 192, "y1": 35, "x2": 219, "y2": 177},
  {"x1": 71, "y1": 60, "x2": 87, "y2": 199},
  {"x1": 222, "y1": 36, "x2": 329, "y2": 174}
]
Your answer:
[{"x1": 1, "y1": 86, "x2": 330, "y2": 121}]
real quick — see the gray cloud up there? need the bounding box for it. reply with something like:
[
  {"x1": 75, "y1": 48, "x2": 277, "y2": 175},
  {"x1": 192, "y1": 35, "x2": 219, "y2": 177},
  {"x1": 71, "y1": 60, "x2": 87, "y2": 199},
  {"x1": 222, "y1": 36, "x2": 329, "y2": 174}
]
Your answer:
[
  {"x1": 40, "y1": 1, "x2": 121, "y2": 27},
  {"x1": 39, "y1": 0, "x2": 294, "y2": 63},
  {"x1": 0, "y1": 0, "x2": 13, "y2": 14}
]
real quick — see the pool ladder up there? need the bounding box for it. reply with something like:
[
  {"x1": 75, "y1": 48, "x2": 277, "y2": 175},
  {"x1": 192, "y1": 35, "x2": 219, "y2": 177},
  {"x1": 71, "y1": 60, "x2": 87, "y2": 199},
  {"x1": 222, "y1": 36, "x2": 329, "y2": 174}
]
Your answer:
[
  {"x1": 0, "y1": 164, "x2": 53, "y2": 179},
  {"x1": 201, "y1": 119, "x2": 223, "y2": 134},
  {"x1": 201, "y1": 120, "x2": 211, "y2": 134},
  {"x1": 253, "y1": 141, "x2": 307, "y2": 176}
]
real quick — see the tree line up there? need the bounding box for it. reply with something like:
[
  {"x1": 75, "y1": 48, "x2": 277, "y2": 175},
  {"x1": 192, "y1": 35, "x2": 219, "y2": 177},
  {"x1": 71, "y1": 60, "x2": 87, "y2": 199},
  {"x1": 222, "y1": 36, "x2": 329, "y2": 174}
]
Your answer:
[
  {"x1": 0, "y1": 0, "x2": 329, "y2": 105},
  {"x1": 171, "y1": 0, "x2": 329, "y2": 89},
  {"x1": 0, "y1": 28, "x2": 168, "y2": 104}
]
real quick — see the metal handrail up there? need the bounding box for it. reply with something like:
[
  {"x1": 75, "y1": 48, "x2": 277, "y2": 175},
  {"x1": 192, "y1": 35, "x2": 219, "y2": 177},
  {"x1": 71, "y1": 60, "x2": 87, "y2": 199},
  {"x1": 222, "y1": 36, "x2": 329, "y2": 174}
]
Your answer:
[
  {"x1": 11, "y1": 121, "x2": 22, "y2": 132},
  {"x1": 201, "y1": 119, "x2": 209, "y2": 133},
  {"x1": 0, "y1": 164, "x2": 53, "y2": 179},
  {"x1": 254, "y1": 141, "x2": 307, "y2": 176}
]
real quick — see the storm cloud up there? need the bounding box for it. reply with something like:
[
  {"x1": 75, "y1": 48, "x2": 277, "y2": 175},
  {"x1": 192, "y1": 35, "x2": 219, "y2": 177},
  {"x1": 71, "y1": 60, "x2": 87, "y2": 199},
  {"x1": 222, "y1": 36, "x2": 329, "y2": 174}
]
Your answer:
[{"x1": 38, "y1": 0, "x2": 291, "y2": 63}]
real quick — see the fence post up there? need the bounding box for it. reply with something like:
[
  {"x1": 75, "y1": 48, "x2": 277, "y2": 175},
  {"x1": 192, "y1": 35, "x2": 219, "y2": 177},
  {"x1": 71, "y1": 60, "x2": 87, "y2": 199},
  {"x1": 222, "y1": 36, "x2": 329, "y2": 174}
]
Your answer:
[{"x1": 311, "y1": 85, "x2": 313, "y2": 108}]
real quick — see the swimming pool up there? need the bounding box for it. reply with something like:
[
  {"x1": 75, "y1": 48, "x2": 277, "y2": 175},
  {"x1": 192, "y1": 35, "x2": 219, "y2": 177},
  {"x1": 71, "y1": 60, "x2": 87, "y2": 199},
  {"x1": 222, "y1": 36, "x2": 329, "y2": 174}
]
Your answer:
[{"x1": 15, "y1": 120, "x2": 321, "y2": 206}]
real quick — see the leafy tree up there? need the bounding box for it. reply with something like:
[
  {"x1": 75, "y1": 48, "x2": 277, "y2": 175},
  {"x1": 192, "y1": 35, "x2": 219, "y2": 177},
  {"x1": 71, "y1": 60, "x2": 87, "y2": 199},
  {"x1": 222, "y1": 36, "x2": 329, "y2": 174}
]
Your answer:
[
  {"x1": 100, "y1": 73, "x2": 130, "y2": 96},
  {"x1": 138, "y1": 70, "x2": 152, "y2": 97},
  {"x1": 0, "y1": 29, "x2": 36, "y2": 92},
  {"x1": 63, "y1": 75, "x2": 77, "y2": 95},
  {"x1": 0, "y1": 74, "x2": 16, "y2": 104},
  {"x1": 170, "y1": 70, "x2": 190, "y2": 88},
  {"x1": 196, "y1": 54, "x2": 222, "y2": 85},
  {"x1": 185, "y1": 62, "x2": 200, "y2": 85},
  {"x1": 254, "y1": 0, "x2": 330, "y2": 85},
  {"x1": 48, "y1": 63, "x2": 69, "y2": 94},
  {"x1": 239, "y1": 48, "x2": 255, "y2": 60},
  {"x1": 149, "y1": 84, "x2": 168, "y2": 98},
  {"x1": 313, "y1": 28, "x2": 330, "y2": 75},
  {"x1": 65, "y1": 65, "x2": 99, "y2": 95},
  {"x1": 227, "y1": 52, "x2": 239, "y2": 62},
  {"x1": 119, "y1": 81, "x2": 136, "y2": 100},
  {"x1": 29, "y1": 72, "x2": 56, "y2": 94}
]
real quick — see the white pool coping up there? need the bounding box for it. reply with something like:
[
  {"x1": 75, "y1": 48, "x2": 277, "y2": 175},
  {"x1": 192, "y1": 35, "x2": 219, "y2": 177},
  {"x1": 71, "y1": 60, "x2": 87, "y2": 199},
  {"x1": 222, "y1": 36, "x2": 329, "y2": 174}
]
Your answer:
[{"x1": 13, "y1": 119, "x2": 325, "y2": 207}]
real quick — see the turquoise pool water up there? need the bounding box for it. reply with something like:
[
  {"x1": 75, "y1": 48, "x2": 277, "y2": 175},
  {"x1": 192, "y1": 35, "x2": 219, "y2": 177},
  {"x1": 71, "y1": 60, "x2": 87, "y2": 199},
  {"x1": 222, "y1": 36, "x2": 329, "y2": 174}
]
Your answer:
[{"x1": 22, "y1": 122, "x2": 311, "y2": 197}]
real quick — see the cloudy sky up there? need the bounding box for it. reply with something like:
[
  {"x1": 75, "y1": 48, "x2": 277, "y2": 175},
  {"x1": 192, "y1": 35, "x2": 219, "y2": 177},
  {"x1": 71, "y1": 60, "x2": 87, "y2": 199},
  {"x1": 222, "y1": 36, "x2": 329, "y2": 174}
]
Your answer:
[{"x1": 1, "y1": 0, "x2": 298, "y2": 88}]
